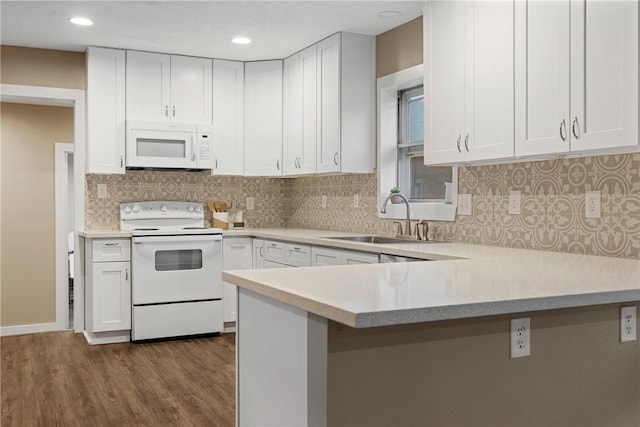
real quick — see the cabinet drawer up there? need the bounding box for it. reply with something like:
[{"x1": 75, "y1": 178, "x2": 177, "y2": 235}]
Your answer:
[
  {"x1": 263, "y1": 240, "x2": 286, "y2": 264},
  {"x1": 92, "y1": 239, "x2": 131, "y2": 262},
  {"x1": 284, "y1": 243, "x2": 311, "y2": 267},
  {"x1": 343, "y1": 250, "x2": 378, "y2": 265}
]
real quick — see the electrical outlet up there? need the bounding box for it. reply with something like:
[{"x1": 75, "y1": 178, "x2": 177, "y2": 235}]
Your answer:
[
  {"x1": 246, "y1": 197, "x2": 255, "y2": 210},
  {"x1": 457, "y1": 194, "x2": 472, "y2": 216},
  {"x1": 97, "y1": 183, "x2": 108, "y2": 199},
  {"x1": 353, "y1": 193, "x2": 360, "y2": 209},
  {"x1": 585, "y1": 191, "x2": 601, "y2": 218},
  {"x1": 509, "y1": 191, "x2": 521, "y2": 215},
  {"x1": 621, "y1": 306, "x2": 637, "y2": 343},
  {"x1": 321, "y1": 194, "x2": 327, "y2": 209},
  {"x1": 510, "y1": 317, "x2": 531, "y2": 358}
]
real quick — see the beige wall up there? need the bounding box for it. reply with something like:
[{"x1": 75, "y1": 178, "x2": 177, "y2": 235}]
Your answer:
[
  {"x1": 328, "y1": 303, "x2": 640, "y2": 426},
  {"x1": 1, "y1": 102, "x2": 74, "y2": 326},
  {"x1": 0, "y1": 45, "x2": 85, "y2": 89},
  {"x1": 376, "y1": 16, "x2": 423, "y2": 78}
]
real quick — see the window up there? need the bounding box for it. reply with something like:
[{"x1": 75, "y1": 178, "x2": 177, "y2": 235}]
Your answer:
[
  {"x1": 397, "y1": 86, "x2": 453, "y2": 202},
  {"x1": 377, "y1": 64, "x2": 457, "y2": 221}
]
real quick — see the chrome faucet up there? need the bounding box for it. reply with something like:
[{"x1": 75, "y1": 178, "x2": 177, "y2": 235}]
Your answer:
[{"x1": 380, "y1": 192, "x2": 412, "y2": 237}]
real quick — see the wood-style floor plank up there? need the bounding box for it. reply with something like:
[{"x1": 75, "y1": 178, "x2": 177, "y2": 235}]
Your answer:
[{"x1": 1, "y1": 332, "x2": 235, "y2": 426}]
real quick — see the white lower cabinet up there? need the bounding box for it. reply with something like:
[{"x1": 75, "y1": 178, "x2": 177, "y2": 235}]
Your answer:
[
  {"x1": 222, "y1": 237, "x2": 253, "y2": 326},
  {"x1": 311, "y1": 247, "x2": 378, "y2": 266},
  {"x1": 84, "y1": 238, "x2": 131, "y2": 345}
]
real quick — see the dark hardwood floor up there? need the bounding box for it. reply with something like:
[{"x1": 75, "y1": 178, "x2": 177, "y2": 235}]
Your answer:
[{"x1": 1, "y1": 332, "x2": 235, "y2": 426}]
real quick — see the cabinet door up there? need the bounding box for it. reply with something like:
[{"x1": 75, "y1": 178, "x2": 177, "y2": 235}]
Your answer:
[
  {"x1": 126, "y1": 51, "x2": 171, "y2": 122},
  {"x1": 212, "y1": 60, "x2": 244, "y2": 175},
  {"x1": 514, "y1": 0, "x2": 571, "y2": 156},
  {"x1": 92, "y1": 261, "x2": 131, "y2": 332},
  {"x1": 86, "y1": 47, "x2": 126, "y2": 174},
  {"x1": 464, "y1": 1, "x2": 514, "y2": 162},
  {"x1": 284, "y1": 243, "x2": 311, "y2": 267},
  {"x1": 569, "y1": 0, "x2": 638, "y2": 152},
  {"x1": 311, "y1": 247, "x2": 342, "y2": 266},
  {"x1": 299, "y1": 45, "x2": 318, "y2": 174},
  {"x1": 223, "y1": 238, "x2": 253, "y2": 323},
  {"x1": 170, "y1": 55, "x2": 212, "y2": 124},
  {"x1": 316, "y1": 33, "x2": 341, "y2": 173},
  {"x1": 283, "y1": 53, "x2": 303, "y2": 175},
  {"x1": 424, "y1": 1, "x2": 466, "y2": 165},
  {"x1": 244, "y1": 60, "x2": 283, "y2": 176}
]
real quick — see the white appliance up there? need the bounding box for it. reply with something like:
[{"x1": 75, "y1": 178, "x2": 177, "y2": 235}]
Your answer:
[
  {"x1": 121, "y1": 201, "x2": 223, "y2": 341},
  {"x1": 126, "y1": 121, "x2": 213, "y2": 169}
]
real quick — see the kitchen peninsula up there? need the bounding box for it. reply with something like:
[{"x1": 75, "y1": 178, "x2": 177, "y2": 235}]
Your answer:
[{"x1": 223, "y1": 235, "x2": 640, "y2": 427}]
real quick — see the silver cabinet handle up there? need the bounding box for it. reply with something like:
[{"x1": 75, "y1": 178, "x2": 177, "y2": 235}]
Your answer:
[
  {"x1": 456, "y1": 135, "x2": 461, "y2": 153},
  {"x1": 172, "y1": 105, "x2": 176, "y2": 118},
  {"x1": 165, "y1": 105, "x2": 168, "y2": 117},
  {"x1": 104, "y1": 243, "x2": 119, "y2": 247},
  {"x1": 125, "y1": 269, "x2": 129, "y2": 281},
  {"x1": 572, "y1": 116, "x2": 581, "y2": 139},
  {"x1": 259, "y1": 246, "x2": 264, "y2": 257},
  {"x1": 270, "y1": 243, "x2": 277, "y2": 247},
  {"x1": 464, "y1": 133, "x2": 469, "y2": 152},
  {"x1": 215, "y1": 158, "x2": 218, "y2": 169},
  {"x1": 293, "y1": 247, "x2": 301, "y2": 251},
  {"x1": 333, "y1": 152, "x2": 338, "y2": 165},
  {"x1": 559, "y1": 119, "x2": 567, "y2": 141},
  {"x1": 277, "y1": 159, "x2": 280, "y2": 170},
  {"x1": 297, "y1": 158, "x2": 301, "y2": 168},
  {"x1": 120, "y1": 156, "x2": 123, "y2": 167}
]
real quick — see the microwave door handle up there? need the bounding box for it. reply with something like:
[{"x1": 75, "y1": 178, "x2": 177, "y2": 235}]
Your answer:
[{"x1": 191, "y1": 135, "x2": 196, "y2": 162}]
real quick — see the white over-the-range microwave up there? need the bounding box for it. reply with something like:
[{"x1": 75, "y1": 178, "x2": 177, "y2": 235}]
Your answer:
[{"x1": 126, "y1": 121, "x2": 213, "y2": 169}]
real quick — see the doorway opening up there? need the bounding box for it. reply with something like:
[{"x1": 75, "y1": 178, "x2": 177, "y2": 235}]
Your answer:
[{"x1": 55, "y1": 143, "x2": 74, "y2": 330}]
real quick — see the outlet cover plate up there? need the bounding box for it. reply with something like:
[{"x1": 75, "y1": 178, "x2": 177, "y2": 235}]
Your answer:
[
  {"x1": 246, "y1": 197, "x2": 255, "y2": 210},
  {"x1": 97, "y1": 183, "x2": 107, "y2": 199},
  {"x1": 353, "y1": 193, "x2": 360, "y2": 209},
  {"x1": 457, "y1": 194, "x2": 472, "y2": 216},
  {"x1": 321, "y1": 195, "x2": 327, "y2": 209},
  {"x1": 511, "y1": 317, "x2": 531, "y2": 358},
  {"x1": 621, "y1": 306, "x2": 637, "y2": 342},
  {"x1": 585, "y1": 191, "x2": 601, "y2": 218},
  {"x1": 509, "y1": 191, "x2": 521, "y2": 215}
]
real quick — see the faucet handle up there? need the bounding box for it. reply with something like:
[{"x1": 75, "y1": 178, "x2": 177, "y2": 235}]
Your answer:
[
  {"x1": 392, "y1": 221, "x2": 403, "y2": 236},
  {"x1": 414, "y1": 222, "x2": 423, "y2": 240},
  {"x1": 420, "y1": 220, "x2": 429, "y2": 241}
]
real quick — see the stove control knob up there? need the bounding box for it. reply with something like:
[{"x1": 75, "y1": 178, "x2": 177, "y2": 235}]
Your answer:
[
  {"x1": 160, "y1": 205, "x2": 168, "y2": 213},
  {"x1": 132, "y1": 204, "x2": 140, "y2": 213},
  {"x1": 194, "y1": 205, "x2": 201, "y2": 213},
  {"x1": 187, "y1": 205, "x2": 194, "y2": 212},
  {"x1": 124, "y1": 206, "x2": 132, "y2": 214}
]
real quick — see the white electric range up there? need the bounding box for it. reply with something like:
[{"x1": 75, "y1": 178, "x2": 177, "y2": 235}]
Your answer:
[{"x1": 120, "y1": 201, "x2": 223, "y2": 341}]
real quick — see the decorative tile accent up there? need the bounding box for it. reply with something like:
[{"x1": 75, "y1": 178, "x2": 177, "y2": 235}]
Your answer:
[{"x1": 85, "y1": 153, "x2": 640, "y2": 259}]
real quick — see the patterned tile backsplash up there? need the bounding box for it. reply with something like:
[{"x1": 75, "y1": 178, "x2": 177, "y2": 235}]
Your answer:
[{"x1": 86, "y1": 153, "x2": 640, "y2": 259}]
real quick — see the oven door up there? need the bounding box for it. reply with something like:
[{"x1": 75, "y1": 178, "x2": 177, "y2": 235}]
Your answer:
[{"x1": 132, "y1": 234, "x2": 222, "y2": 305}]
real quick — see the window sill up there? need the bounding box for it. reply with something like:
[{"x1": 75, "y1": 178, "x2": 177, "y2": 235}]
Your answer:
[{"x1": 377, "y1": 199, "x2": 457, "y2": 222}]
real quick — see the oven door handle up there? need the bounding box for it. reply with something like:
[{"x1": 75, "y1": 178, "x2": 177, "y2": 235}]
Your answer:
[{"x1": 132, "y1": 235, "x2": 222, "y2": 244}]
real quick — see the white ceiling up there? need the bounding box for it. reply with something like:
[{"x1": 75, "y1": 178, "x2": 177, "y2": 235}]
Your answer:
[{"x1": 1, "y1": 1, "x2": 424, "y2": 61}]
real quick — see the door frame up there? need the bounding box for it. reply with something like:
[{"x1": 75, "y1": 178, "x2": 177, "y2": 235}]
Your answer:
[
  {"x1": 55, "y1": 143, "x2": 74, "y2": 330},
  {"x1": 1, "y1": 84, "x2": 86, "y2": 335}
]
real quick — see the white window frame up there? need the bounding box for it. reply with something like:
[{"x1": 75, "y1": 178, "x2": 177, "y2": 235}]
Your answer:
[{"x1": 377, "y1": 64, "x2": 458, "y2": 221}]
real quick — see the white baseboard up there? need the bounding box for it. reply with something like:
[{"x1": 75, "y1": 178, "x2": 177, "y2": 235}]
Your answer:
[{"x1": 0, "y1": 322, "x2": 63, "y2": 337}]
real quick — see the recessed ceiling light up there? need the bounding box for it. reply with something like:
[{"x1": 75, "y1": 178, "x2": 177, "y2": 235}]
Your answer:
[
  {"x1": 232, "y1": 36, "x2": 251, "y2": 45},
  {"x1": 378, "y1": 10, "x2": 402, "y2": 19},
  {"x1": 70, "y1": 17, "x2": 93, "y2": 26}
]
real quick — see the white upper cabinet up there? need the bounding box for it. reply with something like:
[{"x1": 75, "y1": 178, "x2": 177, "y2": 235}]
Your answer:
[
  {"x1": 515, "y1": 0, "x2": 638, "y2": 156},
  {"x1": 283, "y1": 45, "x2": 318, "y2": 176},
  {"x1": 86, "y1": 47, "x2": 126, "y2": 174},
  {"x1": 316, "y1": 33, "x2": 375, "y2": 174},
  {"x1": 244, "y1": 60, "x2": 283, "y2": 176},
  {"x1": 424, "y1": 0, "x2": 515, "y2": 166},
  {"x1": 126, "y1": 50, "x2": 212, "y2": 124},
  {"x1": 212, "y1": 59, "x2": 244, "y2": 175}
]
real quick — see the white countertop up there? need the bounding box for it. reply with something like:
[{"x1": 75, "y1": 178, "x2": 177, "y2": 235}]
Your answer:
[{"x1": 222, "y1": 229, "x2": 640, "y2": 328}]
